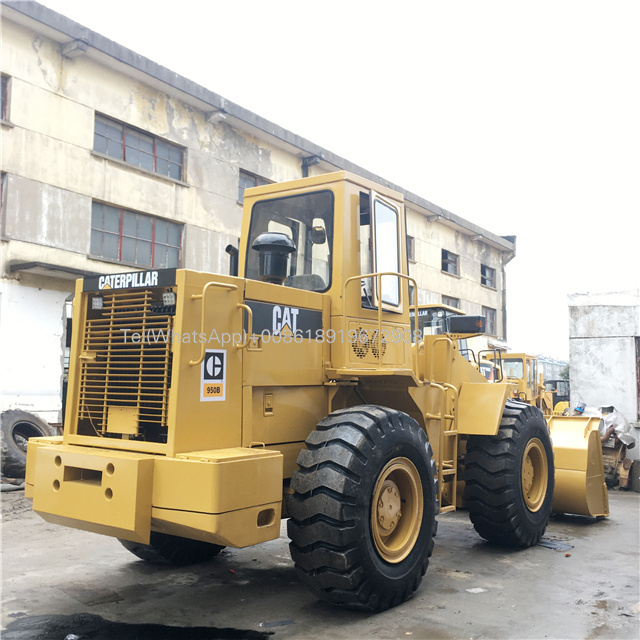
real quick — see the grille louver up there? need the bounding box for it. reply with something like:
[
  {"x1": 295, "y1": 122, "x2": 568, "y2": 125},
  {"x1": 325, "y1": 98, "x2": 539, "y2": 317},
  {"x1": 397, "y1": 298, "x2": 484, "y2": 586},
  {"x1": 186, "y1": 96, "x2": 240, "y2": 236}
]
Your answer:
[{"x1": 78, "y1": 289, "x2": 173, "y2": 443}]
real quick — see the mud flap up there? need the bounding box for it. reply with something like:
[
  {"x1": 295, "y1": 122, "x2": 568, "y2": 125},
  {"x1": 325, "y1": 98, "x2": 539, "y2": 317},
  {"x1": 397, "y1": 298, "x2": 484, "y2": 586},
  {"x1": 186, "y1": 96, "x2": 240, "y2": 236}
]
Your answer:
[{"x1": 548, "y1": 416, "x2": 609, "y2": 517}]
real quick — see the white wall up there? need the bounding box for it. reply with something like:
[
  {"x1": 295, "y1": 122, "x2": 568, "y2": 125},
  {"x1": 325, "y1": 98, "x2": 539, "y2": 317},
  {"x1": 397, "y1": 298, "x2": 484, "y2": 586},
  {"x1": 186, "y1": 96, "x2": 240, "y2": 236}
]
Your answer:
[
  {"x1": 569, "y1": 290, "x2": 640, "y2": 458},
  {"x1": 0, "y1": 280, "x2": 68, "y2": 422}
]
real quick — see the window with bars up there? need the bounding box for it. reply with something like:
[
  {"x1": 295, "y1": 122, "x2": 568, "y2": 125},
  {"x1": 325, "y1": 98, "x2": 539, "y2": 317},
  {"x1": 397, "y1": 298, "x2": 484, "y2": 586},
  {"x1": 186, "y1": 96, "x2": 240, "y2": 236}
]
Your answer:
[
  {"x1": 482, "y1": 306, "x2": 497, "y2": 336},
  {"x1": 1, "y1": 75, "x2": 10, "y2": 121},
  {"x1": 238, "y1": 169, "x2": 269, "y2": 203},
  {"x1": 481, "y1": 264, "x2": 496, "y2": 288},
  {"x1": 94, "y1": 114, "x2": 184, "y2": 181},
  {"x1": 442, "y1": 295, "x2": 460, "y2": 309},
  {"x1": 441, "y1": 249, "x2": 459, "y2": 275},
  {"x1": 90, "y1": 202, "x2": 182, "y2": 268}
]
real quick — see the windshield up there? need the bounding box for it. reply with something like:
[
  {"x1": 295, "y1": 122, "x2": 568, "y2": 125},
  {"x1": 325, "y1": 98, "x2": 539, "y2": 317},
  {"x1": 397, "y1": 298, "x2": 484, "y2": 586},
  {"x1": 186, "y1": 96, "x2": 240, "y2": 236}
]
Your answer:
[
  {"x1": 502, "y1": 358, "x2": 524, "y2": 379},
  {"x1": 245, "y1": 191, "x2": 334, "y2": 292}
]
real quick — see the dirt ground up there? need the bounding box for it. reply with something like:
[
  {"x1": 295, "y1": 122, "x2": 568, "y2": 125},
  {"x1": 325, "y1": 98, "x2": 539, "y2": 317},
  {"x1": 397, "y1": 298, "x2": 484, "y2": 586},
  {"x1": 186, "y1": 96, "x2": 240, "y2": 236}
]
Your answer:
[{"x1": 2, "y1": 488, "x2": 639, "y2": 640}]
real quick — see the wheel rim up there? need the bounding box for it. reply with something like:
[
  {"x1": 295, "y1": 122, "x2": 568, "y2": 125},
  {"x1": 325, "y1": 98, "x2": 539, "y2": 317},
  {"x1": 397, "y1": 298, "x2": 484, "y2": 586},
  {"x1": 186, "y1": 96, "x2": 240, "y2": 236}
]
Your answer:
[
  {"x1": 371, "y1": 457, "x2": 423, "y2": 563},
  {"x1": 521, "y1": 438, "x2": 548, "y2": 512}
]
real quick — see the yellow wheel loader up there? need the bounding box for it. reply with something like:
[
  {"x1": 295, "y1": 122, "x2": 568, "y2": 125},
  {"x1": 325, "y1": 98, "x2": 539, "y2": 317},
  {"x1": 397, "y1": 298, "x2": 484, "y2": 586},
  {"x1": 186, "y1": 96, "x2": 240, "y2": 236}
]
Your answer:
[{"x1": 26, "y1": 172, "x2": 608, "y2": 612}]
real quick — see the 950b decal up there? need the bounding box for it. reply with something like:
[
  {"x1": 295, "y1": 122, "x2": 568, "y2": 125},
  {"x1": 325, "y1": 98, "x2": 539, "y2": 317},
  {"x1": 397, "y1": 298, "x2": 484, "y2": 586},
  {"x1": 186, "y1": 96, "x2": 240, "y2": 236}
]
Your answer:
[{"x1": 201, "y1": 350, "x2": 226, "y2": 401}]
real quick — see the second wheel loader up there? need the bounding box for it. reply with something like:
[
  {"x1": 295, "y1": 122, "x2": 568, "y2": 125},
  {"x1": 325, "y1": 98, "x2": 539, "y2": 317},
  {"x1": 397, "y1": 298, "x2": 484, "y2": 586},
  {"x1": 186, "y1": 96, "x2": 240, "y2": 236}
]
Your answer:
[{"x1": 25, "y1": 171, "x2": 608, "y2": 612}]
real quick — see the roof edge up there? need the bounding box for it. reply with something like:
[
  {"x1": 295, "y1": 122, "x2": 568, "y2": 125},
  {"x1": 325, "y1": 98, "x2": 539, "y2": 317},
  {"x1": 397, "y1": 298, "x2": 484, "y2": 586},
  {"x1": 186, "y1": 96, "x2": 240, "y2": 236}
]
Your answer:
[{"x1": 2, "y1": 1, "x2": 516, "y2": 253}]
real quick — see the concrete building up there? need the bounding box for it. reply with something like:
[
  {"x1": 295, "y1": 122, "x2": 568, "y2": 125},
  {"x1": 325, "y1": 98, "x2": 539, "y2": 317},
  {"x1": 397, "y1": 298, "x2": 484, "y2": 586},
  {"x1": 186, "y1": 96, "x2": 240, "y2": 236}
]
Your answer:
[
  {"x1": 537, "y1": 356, "x2": 568, "y2": 381},
  {"x1": 569, "y1": 290, "x2": 640, "y2": 456},
  {"x1": 0, "y1": 1, "x2": 516, "y2": 426}
]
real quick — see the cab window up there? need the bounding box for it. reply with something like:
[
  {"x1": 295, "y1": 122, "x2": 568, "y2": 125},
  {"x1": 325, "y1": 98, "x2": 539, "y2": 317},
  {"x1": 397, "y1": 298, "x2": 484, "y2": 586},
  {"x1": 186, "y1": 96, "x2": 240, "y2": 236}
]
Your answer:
[
  {"x1": 359, "y1": 192, "x2": 401, "y2": 310},
  {"x1": 246, "y1": 190, "x2": 333, "y2": 291}
]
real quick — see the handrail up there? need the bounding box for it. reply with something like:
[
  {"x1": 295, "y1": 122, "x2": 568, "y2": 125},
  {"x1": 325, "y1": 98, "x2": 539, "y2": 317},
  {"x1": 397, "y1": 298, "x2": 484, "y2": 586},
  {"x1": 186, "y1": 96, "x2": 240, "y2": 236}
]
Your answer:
[
  {"x1": 236, "y1": 303, "x2": 253, "y2": 349},
  {"x1": 425, "y1": 380, "x2": 459, "y2": 511},
  {"x1": 341, "y1": 272, "x2": 418, "y2": 368},
  {"x1": 189, "y1": 281, "x2": 238, "y2": 366}
]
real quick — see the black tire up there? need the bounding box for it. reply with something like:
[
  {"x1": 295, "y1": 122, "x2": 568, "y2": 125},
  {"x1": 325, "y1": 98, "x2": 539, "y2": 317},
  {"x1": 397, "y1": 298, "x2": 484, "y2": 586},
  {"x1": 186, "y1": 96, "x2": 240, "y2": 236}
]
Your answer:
[
  {"x1": 463, "y1": 400, "x2": 554, "y2": 547},
  {"x1": 118, "y1": 532, "x2": 225, "y2": 565},
  {"x1": 287, "y1": 405, "x2": 438, "y2": 612},
  {"x1": 1, "y1": 410, "x2": 55, "y2": 479}
]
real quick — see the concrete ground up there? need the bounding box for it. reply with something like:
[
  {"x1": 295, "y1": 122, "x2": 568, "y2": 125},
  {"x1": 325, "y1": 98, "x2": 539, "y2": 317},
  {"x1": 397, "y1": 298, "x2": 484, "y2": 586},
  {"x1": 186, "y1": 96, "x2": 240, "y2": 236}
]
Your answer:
[{"x1": 2, "y1": 489, "x2": 639, "y2": 640}]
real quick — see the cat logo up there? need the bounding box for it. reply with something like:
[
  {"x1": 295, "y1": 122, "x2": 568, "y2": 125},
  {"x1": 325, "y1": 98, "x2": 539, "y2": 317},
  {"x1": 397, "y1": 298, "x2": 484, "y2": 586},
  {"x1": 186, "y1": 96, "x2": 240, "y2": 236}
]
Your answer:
[
  {"x1": 272, "y1": 306, "x2": 300, "y2": 336},
  {"x1": 201, "y1": 350, "x2": 226, "y2": 401}
]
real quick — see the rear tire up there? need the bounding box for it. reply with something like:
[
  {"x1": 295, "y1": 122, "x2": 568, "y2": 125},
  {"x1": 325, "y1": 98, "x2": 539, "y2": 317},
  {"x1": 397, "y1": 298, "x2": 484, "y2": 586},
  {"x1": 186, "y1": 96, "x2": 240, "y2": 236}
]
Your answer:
[
  {"x1": 118, "y1": 532, "x2": 225, "y2": 565},
  {"x1": 463, "y1": 400, "x2": 554, "y2": 547},
  {"x1": 287, "y1": 405, "x2": 438, "y2": 612},
  {"x1": 1, "y1": 410, "x2": 55, "y2": 479}
]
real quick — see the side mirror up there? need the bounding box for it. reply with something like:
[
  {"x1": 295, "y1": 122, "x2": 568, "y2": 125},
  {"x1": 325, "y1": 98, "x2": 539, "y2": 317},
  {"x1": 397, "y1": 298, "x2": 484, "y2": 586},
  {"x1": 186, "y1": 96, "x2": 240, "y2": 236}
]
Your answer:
[{"x1": 310, "y1": 226, "x2": 326, "y2": 244}]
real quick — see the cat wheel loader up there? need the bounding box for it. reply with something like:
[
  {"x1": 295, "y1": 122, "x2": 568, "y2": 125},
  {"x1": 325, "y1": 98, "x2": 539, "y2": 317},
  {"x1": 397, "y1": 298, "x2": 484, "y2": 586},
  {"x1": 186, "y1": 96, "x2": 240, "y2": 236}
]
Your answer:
[{"x1": 25, "y1": 172, "x2": 608, "y2": 612}]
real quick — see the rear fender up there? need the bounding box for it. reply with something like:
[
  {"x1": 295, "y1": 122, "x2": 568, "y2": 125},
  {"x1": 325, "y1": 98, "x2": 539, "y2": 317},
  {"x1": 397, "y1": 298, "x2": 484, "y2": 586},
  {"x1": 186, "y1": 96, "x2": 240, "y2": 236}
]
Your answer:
[{"x1": 457, "y1": 383, "x2": 511, "y2": 435}]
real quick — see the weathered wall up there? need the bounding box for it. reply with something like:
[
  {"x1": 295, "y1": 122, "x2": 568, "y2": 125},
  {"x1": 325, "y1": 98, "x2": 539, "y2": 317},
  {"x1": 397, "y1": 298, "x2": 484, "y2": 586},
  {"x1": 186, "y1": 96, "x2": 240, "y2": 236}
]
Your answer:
[
  {"x1": 0, "y1": 9, "x2": 515, "y2": 425},
  {"x1": 569, "y1": 291, "x2": 640, "y2": 457},
  {"x1": 0, "y1": 20, "x2": 302, "y2": 275},
  {"x1": 406, "y1": 207, "x2": 506, "y2": 337}
]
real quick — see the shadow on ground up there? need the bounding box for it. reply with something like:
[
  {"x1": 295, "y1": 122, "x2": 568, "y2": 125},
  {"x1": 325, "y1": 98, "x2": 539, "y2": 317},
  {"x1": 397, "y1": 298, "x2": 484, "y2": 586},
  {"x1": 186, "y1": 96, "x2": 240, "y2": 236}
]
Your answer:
[{"x1": 2, "y1": 613, "x2": 273, "y2": 640}]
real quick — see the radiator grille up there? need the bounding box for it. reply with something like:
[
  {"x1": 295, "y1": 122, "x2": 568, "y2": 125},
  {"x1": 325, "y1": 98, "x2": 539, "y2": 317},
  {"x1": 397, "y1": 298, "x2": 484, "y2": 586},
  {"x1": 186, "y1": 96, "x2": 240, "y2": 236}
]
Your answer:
[{"x1": 78, "y1": 288, "x2": 174, "y2": 443}]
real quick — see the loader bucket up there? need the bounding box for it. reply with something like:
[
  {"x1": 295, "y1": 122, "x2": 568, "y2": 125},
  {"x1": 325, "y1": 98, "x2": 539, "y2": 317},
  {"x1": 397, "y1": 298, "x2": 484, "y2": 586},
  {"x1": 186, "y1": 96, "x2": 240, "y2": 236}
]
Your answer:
[{"x1": 547, "y1": 415, "x2": 609, "y2": 517}]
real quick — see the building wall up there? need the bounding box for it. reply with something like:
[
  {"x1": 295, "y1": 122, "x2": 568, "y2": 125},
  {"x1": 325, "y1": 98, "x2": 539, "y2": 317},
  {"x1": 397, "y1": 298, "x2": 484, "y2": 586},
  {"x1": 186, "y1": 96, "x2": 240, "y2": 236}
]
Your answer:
[
  {"x1": 0, "y1": 5, "x2": 515, "y2": 423},
  {"x1": 569, "y1": 291, "x2": 640, "y2": 457},
  {"x1": 406, "y1": 207, "x2": 506, "y2": 337}
]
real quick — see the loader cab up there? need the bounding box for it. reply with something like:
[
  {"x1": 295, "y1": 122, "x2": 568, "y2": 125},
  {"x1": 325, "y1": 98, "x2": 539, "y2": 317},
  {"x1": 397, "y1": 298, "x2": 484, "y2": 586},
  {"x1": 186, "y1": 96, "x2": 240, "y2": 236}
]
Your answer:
[
  {"x1": 496, "y1": 354, "x2": 538, "y2": 401},
  {"x1": 544, "y1": 378, "x2": 570, "y2": 407},
  {"x1": 240, "y1": 171, "x2": 414, "y2": 372}
]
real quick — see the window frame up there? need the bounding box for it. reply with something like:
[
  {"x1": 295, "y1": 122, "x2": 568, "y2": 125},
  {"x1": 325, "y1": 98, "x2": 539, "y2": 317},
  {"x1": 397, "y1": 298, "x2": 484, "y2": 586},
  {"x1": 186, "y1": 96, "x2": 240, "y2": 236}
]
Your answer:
[
  {"x1": 407, "y1": 235, "x2": 416, "y2": 263},
  {"x1": 481, "y1": 263, "x2": 497, "y2": 289},
  {"x1": 93, "y1": 114, "x2": 185, "y2": 182},
  {"x1": 371, "y1": 193, "x2": 402, "y2": 310},
  {"x1": 1, "y1": 74, "x2": 11, "y2": 122},
  {"x1": 238, "y1": 169, "x2": 270, "y2": 203},
  {"x1": 90, "y1": 201, "x2": 182, "y2": 269},
  {"x1": 244, "y1": 189, "x2": 334, "y2": 293},
  {"x1": 482, "y1": 305, "x2": 497, "y2": 336},
  {"x1": 441, "y1": 249, "x2": 459, "y2": 276},
  {"x1": 442, "y1": 295, "x2": 461, "y2": 309}
]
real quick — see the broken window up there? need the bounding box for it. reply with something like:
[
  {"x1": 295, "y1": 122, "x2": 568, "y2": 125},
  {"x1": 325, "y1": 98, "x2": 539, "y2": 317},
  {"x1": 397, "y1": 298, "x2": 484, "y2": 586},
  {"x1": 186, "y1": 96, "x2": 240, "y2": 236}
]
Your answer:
[
  {"x1": 481, "y1": 264, "x2": 496, "y2": 288},
  {"x1": 442, "y1": 249, "x2": 459, "y2": 275}
]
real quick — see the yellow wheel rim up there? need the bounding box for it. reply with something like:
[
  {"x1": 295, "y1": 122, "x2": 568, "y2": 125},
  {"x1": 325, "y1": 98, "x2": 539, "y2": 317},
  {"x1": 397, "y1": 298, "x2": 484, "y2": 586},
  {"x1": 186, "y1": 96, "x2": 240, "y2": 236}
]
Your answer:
[
  {"x1": 521, "y1": 438, "x2": 548, "y2": 512},
  {"x1": 371, "y1": 457, "x2": 423, "y2": 563}
]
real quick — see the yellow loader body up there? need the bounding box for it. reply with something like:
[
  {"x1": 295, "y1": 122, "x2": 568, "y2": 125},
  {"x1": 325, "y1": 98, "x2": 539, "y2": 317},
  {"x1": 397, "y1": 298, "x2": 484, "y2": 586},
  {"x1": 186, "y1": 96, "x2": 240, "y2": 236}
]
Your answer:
[{"x1": 25, "y1": 171, "x2": 608, "y2": 612}]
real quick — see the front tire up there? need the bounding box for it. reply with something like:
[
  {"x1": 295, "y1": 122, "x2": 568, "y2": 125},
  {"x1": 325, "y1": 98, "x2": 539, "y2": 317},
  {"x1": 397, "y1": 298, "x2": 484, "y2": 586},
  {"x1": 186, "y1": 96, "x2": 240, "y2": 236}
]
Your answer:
[
  {"x1": 287, "y1": 405, "x2": 438, "y2": 612},
  {"x1": 118, "y1": 532, "x2": 224, "y2": 565},
  {"x1": 463, "y1": 400, "x2": 554, "y2": 547}
]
